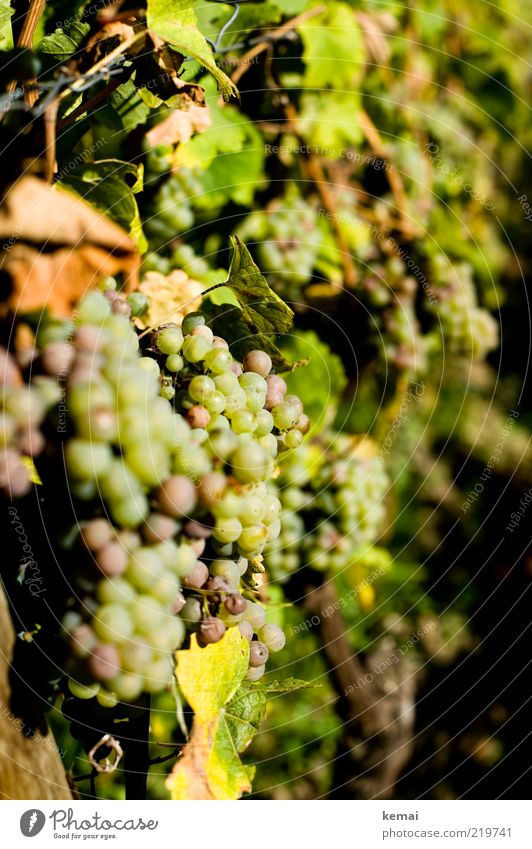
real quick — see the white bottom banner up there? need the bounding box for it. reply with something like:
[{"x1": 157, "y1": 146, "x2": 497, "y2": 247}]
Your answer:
[{"x1": 1, "y1": 800, "x2": 530, "y2": 848}]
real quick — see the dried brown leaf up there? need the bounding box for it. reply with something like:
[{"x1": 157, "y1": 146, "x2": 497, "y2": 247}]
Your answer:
[{"x1": 0, "y1": 176, "x2": 138, "y2": 315}]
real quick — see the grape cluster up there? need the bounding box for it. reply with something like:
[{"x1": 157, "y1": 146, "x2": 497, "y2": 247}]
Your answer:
[
  {"x1": 428, "y1": 258, "x2": 499, "y2": 358},
  {"x1": 143, "y1": 162, "x2": 202, "y2": 250},
  {"x1": 267, "y1": 432, "x2": 389, "y2": 581},
  {"x1": 0, "y1": 348, "x2": 59, "y2": 497},
  {"x1": 237, "y1": 188, "x2": 322, "y2": 300},
  {"x1": 21, "y1": 289, "x2": 306, "y2": 700}
]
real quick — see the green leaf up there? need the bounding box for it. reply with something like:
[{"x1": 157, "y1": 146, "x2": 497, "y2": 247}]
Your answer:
[
  {"x1": 280, "y1": 330, "x2": 347, "y2": 428},
  {"x1": 297, "y1": 90, "x2": 363, "y2": 152},
  {"x1": 249, "y1": 677, "x2": 314, "y2": 694},
  {"x1": 225, "y1": 236, "x2": 294, "y2": 336},
  {"x1": 209, "y1": 237, "x2": 296, "y2": 370},
  {"x1": 38, "y1": 20, "x2": 90, "y2": 62},
  {"x1": 61, "y1": 160, "x2": 147, "y2": 253},
  {"x1": 0, "y1": 0, "x2": 14, "y2": 49},
  {"x1": 299, "y1": 2, "x2": 365, "y2": 89},
  {"x1": 98, "y1": 79, "x2": 150, "y2": 134},
  {"x1": 147, "y1": 0, "x2": 238, "y2": 100},
  {"x1": 167, "y1": 628, "x2": 254, "y2": 800},
  {"x1": 175, "y1": 77, "x2": 248, "y2": 171}
]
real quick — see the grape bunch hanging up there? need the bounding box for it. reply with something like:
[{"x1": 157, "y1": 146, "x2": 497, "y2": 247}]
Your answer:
[{"x1": 1, "y1": 285, "x2": 307, "y2": 709}]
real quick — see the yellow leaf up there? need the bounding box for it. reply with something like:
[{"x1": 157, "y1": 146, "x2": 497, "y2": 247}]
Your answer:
[{"x1": 166, "y1": 628, "x2": 253, "y2": 800}]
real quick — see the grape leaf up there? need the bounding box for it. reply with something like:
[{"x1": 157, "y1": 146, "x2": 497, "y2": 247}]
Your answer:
[
  {"x1": 225, "y1": 678, "x2": 314, "y2": 752},
  {"x1": 61, "y1": 160, "x2": 147, "y2": 253},
  {"x1": 98, "y1": 79, "x2": 150, "y2": 134},
  {"x1": 225, "y1": 236, "x2": 294, "y2": 336},
  {"x1": 38, "y1": 20, "x2": 90, "y2": 62},
  {"x1": 208, "y1": 237, "x2": 296, "y2": 370},
  {"x1": 167, "y1": 628, "x2": 254, "y2": 800},
  {"x1": 0, "y1": 0, "x2": 13, "y2": 49},
  {"x1": 147, "y1": 0, "x2": 238, "y2": 100},
  {"x1": 298, "y1": 2, "x2": 365, "y2": 88}
]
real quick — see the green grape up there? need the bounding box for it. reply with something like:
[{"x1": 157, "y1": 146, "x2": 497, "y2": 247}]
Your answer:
[
  {"x1": 213, "y1": 517, "x2": 243, "y2": 544},
  {"x1": 189, "y1": 375, "x2": 216, "y2": 403},
  {"x1": 126, "y1": 547, "x2": 165, "y2": 591},
  {"x1": 259, "y1": 623, "x2": 286, "y2": 652},
  {"x1": 182, "y1": 312, "x2": 205, "y2": 335},
  {"x1": 68, "y1": 680, "x2": 101, "y2": 699},
  {"x1": 110, "y1": 492, "x2": 150, "y2": 528},
  {"x1": 204, "y1": 348, "x2": 232, "y2": 374},
  {"x1": 182, "y1": 335, "x2": 211, "y2": 363},
  {"x1": 93, "y1": 604, "x2": 134, "y2": 643},
  {"x1": 156, "y1": 325, "x2": 184, "y2": 355},
  {"x1": 77, "y1": 291, "x2": 112, "y2": 324},
  {"x1": 65, "y1": 439, "x2": 113, "y2": 481},
  {"x1": 230, "y1": 443, "x2": 267, "y2": 484},
  {"x1": 210, "y1": 558, "x2": 240, "y2": 587}
]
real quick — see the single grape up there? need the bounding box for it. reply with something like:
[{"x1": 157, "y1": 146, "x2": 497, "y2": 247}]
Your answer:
[
  {"x1": 198, "y1": 472, "x2": 227, "y2": 507},
  {"x1": 199, "y1": 617, "x2": 226, "y2": 644},
  {"x1": 183, "y1": 560, "x2": 209, "y2": 589},
  {"x1": 249, "y1": 640, "x2": 269, "y2": 667},
  {"x1": 156, "y1": 325, "x2": 184, "y2": 355},
  {"x1": 68, "y1": 680, "x2": 101, "y2": 699},
  {"x1": 238, "y1": 621, "x2": 254, "y2": 641},
  {"x1": 230, "y1": 443, "x2": 267, "y2": 484},
  {"x1": 213, "y1": 517, "x2": 243, "y2": 544},
  {"x1": 93, "y1": 604, "x2": 133, "y2": 644},
  {"x1": 110, "y1": 492, "x2": 149, "y2": 528},
  {"x1": 259, "y1": 623, "x2": 286, "y2": 652},
  {"x1": 187, "y1": 405, "x2": 211, "y2": 429},
  {"x1": 245, "y1": 664, "x2": 265, "y2": 682},
  {"x1": 204, "y1": 348, "x2": 232, "y2": 374},
  {"x1": 182, "y1": 335, "x2": 211, "y2": 363},
  {"x1": 88, "y1": 644, "x2": 120, "y2": 681},
  {"x1": 181, "y1": 597, "x2": 202, "y2": 625},
  {"x1": 271, "y1": 400, "x2": 300, "y2": 430},
  {"x1": 243, "y1": 350, "x2": 272, "y2": 377},
  {"x1": 81, "y1": 519, "x2": 114, "y2": 552},
  {"x1": 96, "y1": 542, "x2": 128, "y2": 577},
  {"x1": 166, "y1": 354, "x2": 184, "y2": 373},
  {"x1": 157, "y1": 475, "x2": 198, "y2": 518},
  {"x1": 189, "y1": 375, "x2": 216, "y2": 404},
  {"x1": 142, "y1": 513, "x2": 178, "y2": 543},
  {"x1": 224, "y1": 594, "x2": 247, "y2": 615},
  {"x1": 210, "y1": 558, "x2": 240, "y2": 587},
  {"x1": 245, "y1": 602, "x2": 267, "y2": 630},
  {"x1": 182, "y1": 312, "x2": 205, "y2": 335}
]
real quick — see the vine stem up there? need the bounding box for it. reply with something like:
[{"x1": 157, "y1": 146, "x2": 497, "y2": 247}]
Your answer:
[
  {"x1": 137, "y1": 282, "x2": 228, "y2": 340},
  {"x1": 0, "y1": 0, "x2": 45, "y2": 119}
]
